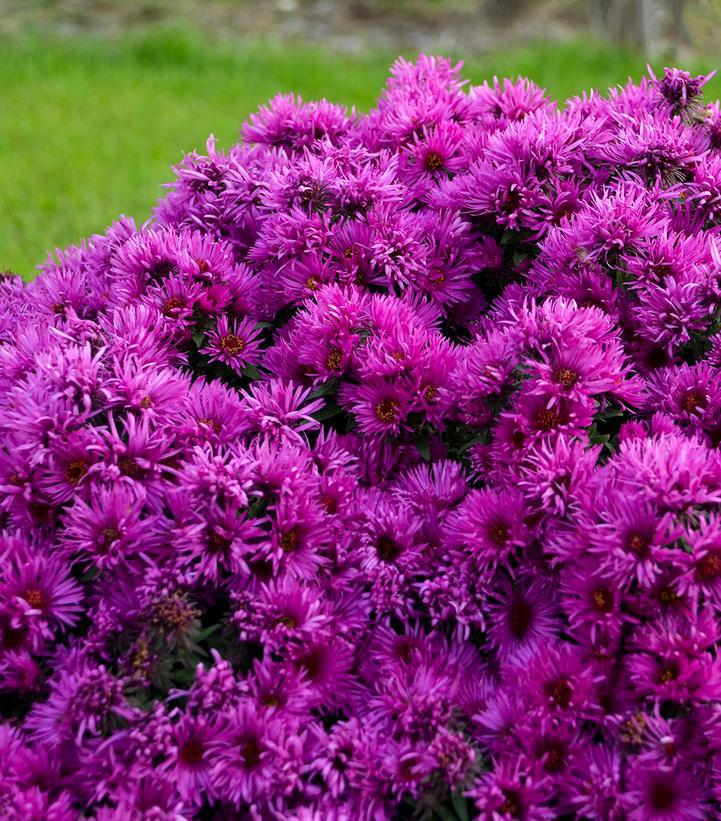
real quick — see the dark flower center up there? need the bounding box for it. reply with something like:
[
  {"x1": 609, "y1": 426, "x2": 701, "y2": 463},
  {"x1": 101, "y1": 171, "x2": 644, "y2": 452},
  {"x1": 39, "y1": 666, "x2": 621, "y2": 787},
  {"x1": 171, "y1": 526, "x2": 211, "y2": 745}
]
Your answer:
[
  {"x1": 658, "y1": 584, "x2": 680, "y2": 603},
  {"x1": 147, "y1": 260, "x2": 177, "y2": 280},
  {"x1": 23, "y1": 588, "x2": 45, "y2": 609},
  {"x1": 29, "y1": 501, "x2": 53, "y2": 524},
  {"x1": 219, "y1": 334, "x2": 246, "y2": 356},
  {"x1": 423, "y1": 151, "x2": 445, "y2": 172},
  {"x1": 696, "y1": 551, "x2": 721, "y2": 582},
  {"x1": 100, "y1": 527, "x2": 121, "y2": 547},
  {"x1": 649, "y1": 780, "x2": 676, "y2": 811},
  {"x1": 553, "y1": 368, "x2": 578, "y2": 389},
  {"x1": 487, "y1": 522, "x2": 509, "y2": 546},
  {"x1": 424, "y1": 384, "x2": 439, "y2": 403},
  {"x1": 118, "y1": 457, "x2": 144, "y2": 479},
  {"x1": 320, "y1": 494, "x2": 338, "y2": 514},
  {"x1": 649, "y1": 261, "x2": 674, "y2": 280},
  {"x1": 376, "y1": 535, "x2": 403, "y2": 563},
  {"x1": 508, "y1": 597, "x2": 533, "y2": 640},
  {"x1": 657, "y1": 659, "x2": 680, "y2": 683},
  {"x1": 241, "y1": 737, "x2": 262, "y2": 769},
  {"x1": 207, "y1": 531, "x2": 231, "y2": 553},
  {"x1": 625, "y1": 532, "x2": 650, "y2": 558},
  {"x1": 543, "y1": 676, "x2": 573, "y2": 709},
  {"x1": 162, "y1": 296, "x2": 186, "y2": 316},
  {"x1": 532, "y1": 406, "x2": 563, "y2": 432},
  {"x1": 539, "y1": 739, "x2": 566, "y2": 772},
  {"x1": 326, "y1": 346, "x2": 342, "y2": 371},
  {"x1": 179, "y1": 738, "x2": 205, "y2": 766},
  {"x1": 375, "y1": 399, "x2": 399, "y2": 424},
  {"x1": 66, "y1": 460, "x2": 88, "y2": 485},
  {"x1": 280, "y1": 528, "x2": 300, "y2": 553},
  {"x1": 502, "y1": 188, "x2": 522, "y2": 214},
  {"x1": 297, "y1": 646, "x2": 323, "y2": 681},
  {"x1": 396, "y1": 639, "x2": 416, "y2": 664},
  {"x1": 151, "y1": 593, "x2": 199, "y2": 635},
  {"x1": 680, "y1": 388, "x2": 706, "y2": 414},
  {"x1": 198, "y1": 416, "x2": 222, "y2": 434},
  {"x1": 501, "y1": 789, "x2": 523, "y2": 817},
  {"x1": 592, "y1": 586, "x2": 614, "y2": 613}
]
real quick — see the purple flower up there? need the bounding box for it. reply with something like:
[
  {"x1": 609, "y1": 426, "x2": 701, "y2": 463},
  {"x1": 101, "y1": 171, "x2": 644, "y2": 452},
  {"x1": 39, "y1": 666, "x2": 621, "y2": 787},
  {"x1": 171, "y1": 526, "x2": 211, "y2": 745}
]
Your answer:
[
  {"x1": 25, "y1": 654, "x2": 136, "y2": 746},
  {"x1": 4, "y1": 51, "x2": 721, "y2": 819},
  {"x1": 199, "y1": 314, "x2": 263, "y2": 375}
]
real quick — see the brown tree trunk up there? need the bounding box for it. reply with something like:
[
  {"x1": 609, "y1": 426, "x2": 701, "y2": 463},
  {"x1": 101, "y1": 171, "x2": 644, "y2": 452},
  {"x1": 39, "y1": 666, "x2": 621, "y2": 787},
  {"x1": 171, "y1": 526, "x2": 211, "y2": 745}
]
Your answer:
[{"x1": 589, "y1": 0, "x2": 654, "y2": 52}]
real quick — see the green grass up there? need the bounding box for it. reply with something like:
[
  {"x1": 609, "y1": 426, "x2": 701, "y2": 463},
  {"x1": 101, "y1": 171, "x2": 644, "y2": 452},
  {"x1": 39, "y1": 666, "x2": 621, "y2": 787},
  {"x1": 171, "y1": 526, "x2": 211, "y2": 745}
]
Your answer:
[{"x1": 2, "y1": 29, "x2": 720, "y2": 277}]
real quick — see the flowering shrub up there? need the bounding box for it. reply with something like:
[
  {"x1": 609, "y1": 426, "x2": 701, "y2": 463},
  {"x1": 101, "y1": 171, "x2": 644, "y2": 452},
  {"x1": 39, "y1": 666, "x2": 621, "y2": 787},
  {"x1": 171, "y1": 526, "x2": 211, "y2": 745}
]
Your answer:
[{"x1": 3, "y1": 56, "x2": 721, "y2": 819}]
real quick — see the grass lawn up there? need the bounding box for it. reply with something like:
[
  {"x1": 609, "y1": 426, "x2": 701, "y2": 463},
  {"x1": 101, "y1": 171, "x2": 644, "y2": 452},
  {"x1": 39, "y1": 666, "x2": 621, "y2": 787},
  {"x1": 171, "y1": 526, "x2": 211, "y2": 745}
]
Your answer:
[{"x1": 2, "y1": 29, "x2": 720, "y2": 278}]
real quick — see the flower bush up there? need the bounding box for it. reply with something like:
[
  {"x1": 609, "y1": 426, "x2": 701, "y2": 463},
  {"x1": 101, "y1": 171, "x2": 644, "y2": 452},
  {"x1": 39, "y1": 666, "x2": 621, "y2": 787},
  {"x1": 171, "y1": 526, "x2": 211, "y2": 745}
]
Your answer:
[{"x1": 2, "y1": 56, "x2": 721, "y2": 819}]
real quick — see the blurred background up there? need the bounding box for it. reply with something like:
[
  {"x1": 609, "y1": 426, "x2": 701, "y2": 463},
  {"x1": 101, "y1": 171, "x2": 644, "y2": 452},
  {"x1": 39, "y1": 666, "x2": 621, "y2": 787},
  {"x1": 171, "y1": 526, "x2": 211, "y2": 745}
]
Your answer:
[{"x1": 3, "y1": 0, "x2": 721, "y2": 277}]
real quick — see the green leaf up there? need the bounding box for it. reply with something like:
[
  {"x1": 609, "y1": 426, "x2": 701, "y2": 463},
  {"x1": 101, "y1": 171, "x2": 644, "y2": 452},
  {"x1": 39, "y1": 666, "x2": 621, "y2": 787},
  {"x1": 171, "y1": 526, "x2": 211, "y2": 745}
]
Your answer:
[
  {"x1": 309, "y1": 378, "x2": 338, "y2": 399},
  {"x1": 451, "y1": 791, "x2": 470, "y2": 821},
  {"x1": 415, "y1": 433, "x2": 431, "y2": 462},
  {"x1": 512, "y1": 247, "x2": 529, "y2": 266},
  {"x1": 195, "y1": 624, "x2": 221, "y2": 643},
  {"x1": 242, "y1": 363, "x2": 261, "y2": 380},
  {"x1": 456, "y1": 434, "x2": 484, "y2": 456},
  {"x1": 313, "y1": 403, "x2": 343, "y2": 421}
]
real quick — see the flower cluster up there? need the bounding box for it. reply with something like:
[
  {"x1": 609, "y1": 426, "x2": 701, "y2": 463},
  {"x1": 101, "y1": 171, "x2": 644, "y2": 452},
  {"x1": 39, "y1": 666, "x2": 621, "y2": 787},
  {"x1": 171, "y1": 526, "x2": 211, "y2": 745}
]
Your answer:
[{"x1": 2, "y1": 56, "x2": 721, "y2": 819}]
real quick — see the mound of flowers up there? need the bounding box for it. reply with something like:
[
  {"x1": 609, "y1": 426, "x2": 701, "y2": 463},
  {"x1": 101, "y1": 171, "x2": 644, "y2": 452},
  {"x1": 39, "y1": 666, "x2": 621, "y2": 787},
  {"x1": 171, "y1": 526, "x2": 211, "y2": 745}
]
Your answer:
[{"x1": 3, "y1": 56, "x2": 721, "y2": 818}]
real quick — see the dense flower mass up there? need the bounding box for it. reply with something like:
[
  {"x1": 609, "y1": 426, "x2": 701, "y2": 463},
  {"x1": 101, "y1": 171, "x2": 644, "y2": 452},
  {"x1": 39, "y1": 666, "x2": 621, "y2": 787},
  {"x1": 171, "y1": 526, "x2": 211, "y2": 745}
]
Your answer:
[{"x1": 3, "y1": 56, "x2": 721, "y2": 818}]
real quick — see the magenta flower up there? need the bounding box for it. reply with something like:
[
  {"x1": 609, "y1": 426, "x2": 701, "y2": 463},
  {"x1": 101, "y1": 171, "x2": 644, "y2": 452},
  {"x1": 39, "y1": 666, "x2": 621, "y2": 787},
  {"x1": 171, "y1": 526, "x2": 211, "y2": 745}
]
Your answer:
[
  {"x1": 199, "y1": 314, "x2": 262, "y2": 375},
  {"x1": 5, "y1": 53, "x2": 721, "y2": 819}
]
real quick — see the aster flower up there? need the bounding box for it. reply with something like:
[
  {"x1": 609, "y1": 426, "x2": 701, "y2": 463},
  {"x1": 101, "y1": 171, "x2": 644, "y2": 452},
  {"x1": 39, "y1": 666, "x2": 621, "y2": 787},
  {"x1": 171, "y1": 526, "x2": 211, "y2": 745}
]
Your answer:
[
  {"x1": 247, "y1": 657, "x2": 316, "y2": 719},
  {"x1": 512, "y1": 643, "x2": 600, "y2": 721},
  {"x1": 565, "y1": 743, "x2": 625, "y2": 820},
  {"x1": 468, "y1": 757, "x2": 555, "y2": 820},
  {"x1": 26, "y1": 655, "x2": 137, "y2": 746},
  {"x1": 624, "y1": 760, "x2": 708, "y2": 820},
  {"x1": 199, "y1": 314, "x2": 263, "y2": 375},
  {"x1": 208, "y1": 700, "x2": 290, "y2": 807},
  {"x1": 7, "y1": 52, "x2": 721, "y2": 820},
  {"x1": 338, "y1": 378, "x2": 412, "y2": 437},
  {"x1": 162, "y1": 713, "x2": 220, "y2": 805},
  {"x1": 443, "y1": 487, "x2": 530, "y2": 573},
  {"x1": 486, "y1": 574, "x2": 561, "y2": 663},
  {"x1": 233, "y1": 577, "x2": 332, "y2": 655},
  {"x1": 61, "y1": 485, "x2": 165, "y2": 570},
  {"x1": 469, "y1": 75, "x2": 554, "y2": 124},
  {"x1": 651, "y1": 66, "x2": 715, "y2": 122},
  {"x1": 627, "y1": 614, "x2": 721, "y2": 703},
  {"x1": 0, "y1": 538, "x2": 83, "y2": 644},
  {"x1": 89, "y1": 412, "x2": 177, "y2": 513},
  {"x1": 560, "y1": 558, "x2": 626, "y2": 646}
]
